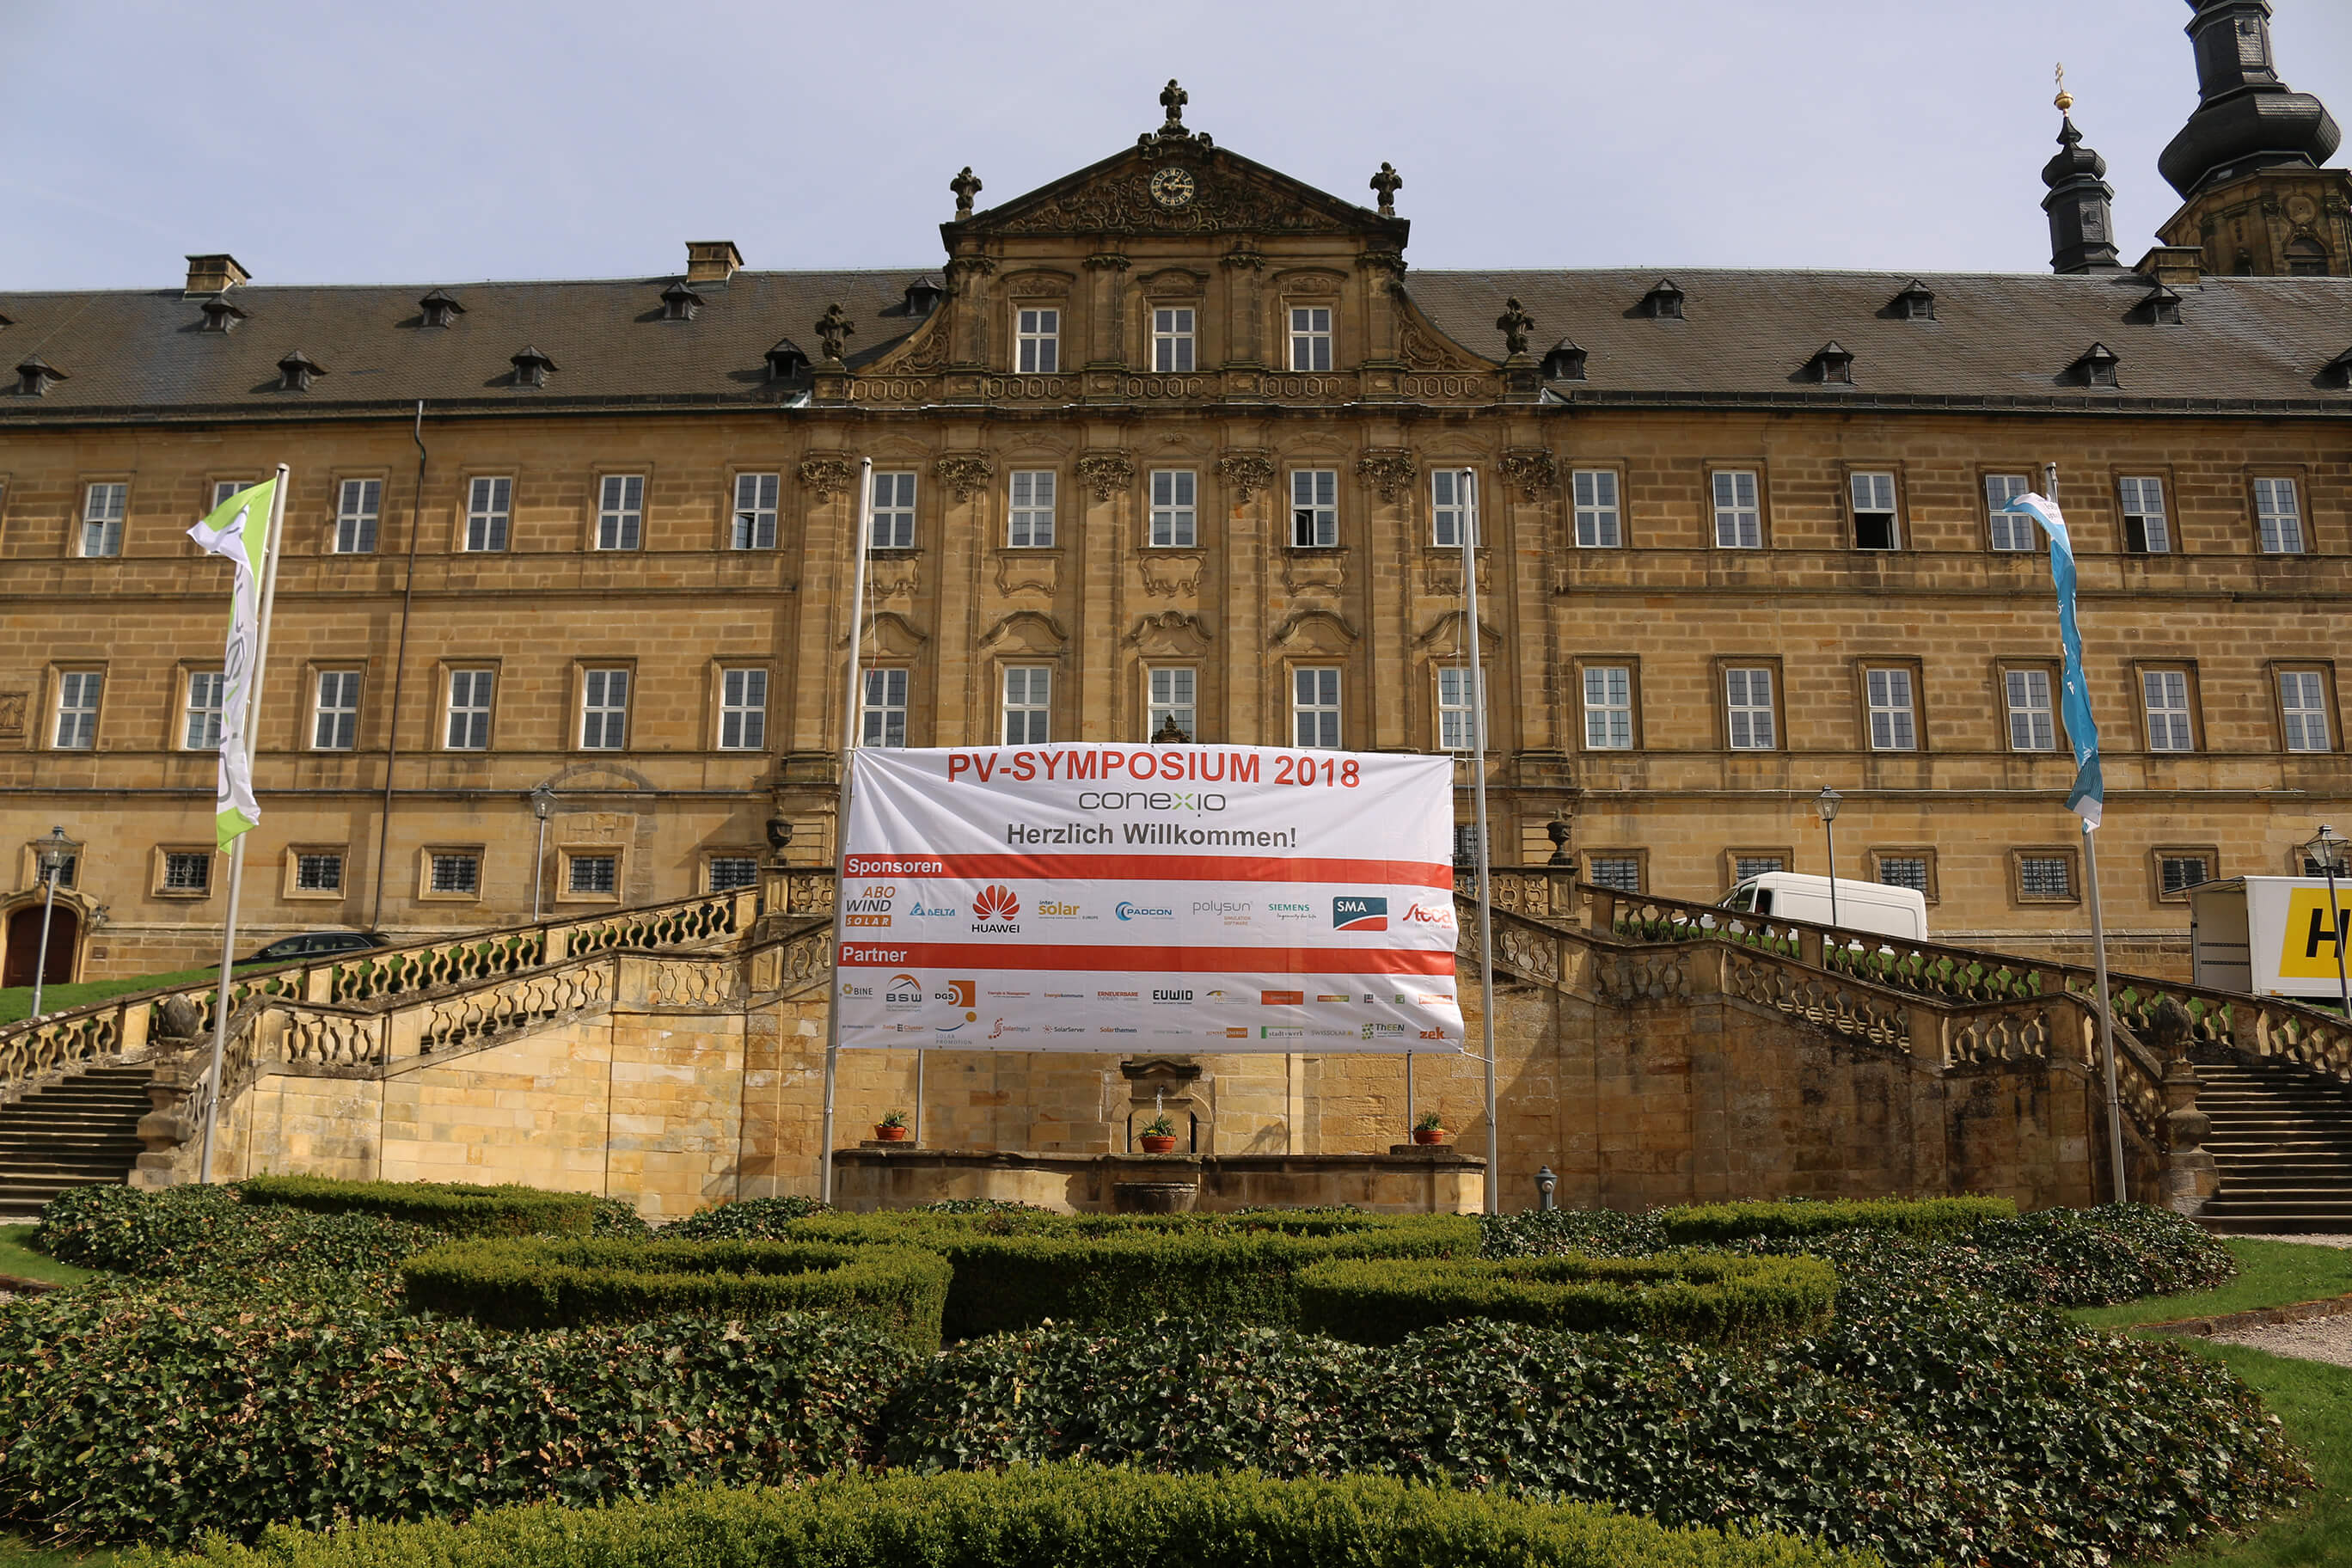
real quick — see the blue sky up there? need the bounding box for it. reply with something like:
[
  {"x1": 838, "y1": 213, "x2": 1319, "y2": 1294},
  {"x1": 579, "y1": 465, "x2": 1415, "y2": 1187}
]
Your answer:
[{"x1": 3, "y1": 0, "x2": 2347, "y2": 290}]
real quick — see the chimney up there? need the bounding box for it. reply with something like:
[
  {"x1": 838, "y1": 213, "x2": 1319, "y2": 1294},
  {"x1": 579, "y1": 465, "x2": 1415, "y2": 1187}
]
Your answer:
[
  {"x1": 185, "y1": 254, "x2": 250, "y2": 296},
  {"x1": 2135, "y1": 247, "x2": 2205, "y2": 287},
  {"x1": 684, "y1": 241, "x2": 744, "y2": 285}
]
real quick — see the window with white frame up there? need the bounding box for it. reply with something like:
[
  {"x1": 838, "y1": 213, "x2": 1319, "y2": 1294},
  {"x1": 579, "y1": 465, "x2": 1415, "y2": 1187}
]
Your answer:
[
  {"x1": 597, "y1": 475, "x2": 644, "y2": 550},
  {"x1": 1015, "y1": 307, "x2": 1059, "y2": 374},
  {"x1": 567, "y1": 853, "x2": 618, "y2": 896},
  {"x1": 1430, "y1": 469, "x2": 1470, "y2": 548},
  {"x1": 1865, "y1": 667, "x2": 1917, "y2": 750},
  {"x1": 53, "y1": 671, "x2": 101, "y2": 750},
  {"x1": 2005, "y1": 668, "x2": 2056, "y2": 751},
  {"x1": 1724, "y1": 667, "x2": 1775, "y2": 749},
  {"x1": 1008, "y1": 469, "x2": 1056, "y2": 548},
  {"x1": 294, "y1": 851, "x2": 344, "y2": 893},
  {"x1": 1583, "y1": 666, "x2": 1633, "y2": 750},
  {"x1": 312, "y1": 671, "x2": 360, "y2": 750},
  {"x1": 1712, "y1": 470, "x2": 1761, "y2": 548},
  {"x1": 707, "y1": 855, "x2": 759, "y2": 892},
  {"x1": 1850, "y1": 471, "x2": 1898, "y2": 550},
  {"x1": 1436, "y1": 665, "x2": 1484, "y2": 752},
  {"x1": 80, "y1": 483, "x2": 126, "y2": 558},
  {"x1": 861, "y1": 668, "x2": 909, "y2": 748},
  {"x1": 1986, "y1": 473, "x2": 2037, "y2": 551},
  {"x1": 1293, "y1": 667, "x2": 1341, "y2": 749},
  {"x1": 1572, "y1": 469, "x2": 1621, "y2": 548},
  {"x1": 2256, "y1": 477, "x2": 2305, "y2": 554},
  {"x1": 579, "y1": 668, "x2": 629, "y2": 750},
  {"x1": 1001, "y1": 666, "x2": 1050, "y2": 745},
  {"x1": 1148, "y1": 469, "x2": 1196, "y2": 547},
  {"x1": 2143, "y1": 669, "x2": 2194, "y2": 751},
  {"x1": 2118, "y1": 476, "x2": 2171, "y2": 554},
  {"x1": 1290, "y1": 469, "x2": 1338, "y2": 548},
  {"x1": 464, "y1": 476, "x2": 511, "y2": 552},
  {"x1": 732, "y1": 472, "x2": 779, "y2": 550},
  {"x1": 212, "y1": 479, "x2": 257, "y2": 510},
  {"x1": 1588, "y1": 854, "x2": 1641, "y2": 892},
  {"x1": 183, "y1": 671, "x2": 224, "y2": 750},
  {"x1": 1152, "y1": 307, "x2": 1195, "y2": 373},
  {"x1": 428, "y1": 851, "x2": 480, "y2": 896},
  {"x1": 2281, "y1": 670, "x2": 2331, "y2": 752},
  {"x1": 1289, "y1": 307, "x2": 1332, "y2": 372},
  {"x1": 1147, "y1": 667, "x2": 1196, "y2": 742},
  {"x1": 162, "y1": 850, "x2": 212, "y2": 894},
  {"x1": 445, "y1": 669, "x2": 493, "y2": 750},
  {"x1": 871, "y1": 471, "x2": 916, "y2": 549},
  {"x1": 720, "y1": 668, "x2": 767, "y2": 750},
  {"x1": 334, "y1": 478, "x2": 381, "y2": 554}
]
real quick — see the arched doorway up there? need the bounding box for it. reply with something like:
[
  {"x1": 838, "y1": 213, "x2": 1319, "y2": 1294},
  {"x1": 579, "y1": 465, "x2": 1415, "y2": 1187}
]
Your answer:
[{"x1": 2, "y1": 903, "x2": 78, "y2": 989}]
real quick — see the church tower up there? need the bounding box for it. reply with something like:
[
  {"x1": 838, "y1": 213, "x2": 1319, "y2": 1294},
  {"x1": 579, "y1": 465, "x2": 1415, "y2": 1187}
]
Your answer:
[
  {"x1": 2041, "y1": 85, "x2": 2122, "y2": 274},
  {"x1": 2155, "y1": 0, "x2": 2348, "y2": 275}
]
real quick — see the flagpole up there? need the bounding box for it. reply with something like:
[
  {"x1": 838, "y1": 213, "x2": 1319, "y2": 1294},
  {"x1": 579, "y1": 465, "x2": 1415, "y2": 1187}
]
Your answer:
[
  {"x1": 1461, "y1": 469, "x2": 1501, "y2": 1215},
  {"x1": 199, "y1": 465, "x2": 288, "y2": 1185},
  {"x1": 818, "y1": 457, "x2": 875, "y2": 1204}
]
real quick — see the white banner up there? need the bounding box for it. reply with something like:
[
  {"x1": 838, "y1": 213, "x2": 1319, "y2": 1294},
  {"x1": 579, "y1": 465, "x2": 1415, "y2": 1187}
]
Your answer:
[
  {"x1": 837, "y1": 744, "x2": 1464, "y2": 1053},
  {"x1": 186, "y1": 478, "x2": 277, "y2": 849}
]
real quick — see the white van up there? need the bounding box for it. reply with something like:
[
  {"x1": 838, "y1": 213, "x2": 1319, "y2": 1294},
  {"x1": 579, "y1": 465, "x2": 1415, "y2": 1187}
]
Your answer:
[{"x1": 1717, "y1": 873, "x2": 1928, "y2": 942}]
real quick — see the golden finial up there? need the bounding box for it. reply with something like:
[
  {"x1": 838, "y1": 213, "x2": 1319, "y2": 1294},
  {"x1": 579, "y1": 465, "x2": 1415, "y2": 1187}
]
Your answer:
[{"x1": 2054, "y1": 62, "x2": 2073, "y2": 113}]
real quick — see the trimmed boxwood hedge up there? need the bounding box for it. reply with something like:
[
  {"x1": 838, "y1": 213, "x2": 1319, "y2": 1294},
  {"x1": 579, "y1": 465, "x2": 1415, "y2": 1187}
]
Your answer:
[
  {"x1": 34, "y1": 1182, "x2": 432, "y2": 1298},
  {"x1": 0, "y1": 1293, "x2": 912, "y2": 1547},
  {"x1": 399, "y1": 1237, "x2": 952, "y2": 1353},
  {"x1": 236, "y1": 1175, "x2": 603, "y2": 1238},
  {"x1": 142, "y1": 1466, "x2": 1870, "y2": 1568},
  {"x1": 1659, "y1": 1196, "x2": 2016, "y2": 1245},
  {"x1": 1296, "y1": 1251, "x2": 1836, "y2": 1345}
]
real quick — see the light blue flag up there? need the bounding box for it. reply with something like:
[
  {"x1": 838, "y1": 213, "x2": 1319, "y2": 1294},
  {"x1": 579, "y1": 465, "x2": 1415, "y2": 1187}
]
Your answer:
[{"x1": 2001, "y1": 493, "x2": 2103, "y2": 829}]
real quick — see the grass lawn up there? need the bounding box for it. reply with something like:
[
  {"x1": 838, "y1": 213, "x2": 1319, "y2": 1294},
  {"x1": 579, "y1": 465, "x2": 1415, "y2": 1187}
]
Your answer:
[
  {"x1": 2166, "y1": 1344, "x2": 2352, "y2": 1568},
  {"x1": 0, "y1": 1537, "x2": 123, "y2": 1568},
  {"x1": 0, "y1": 1226, "x2": 89, "y2": 1286},
  {"x1": 2072, "y1": 1239, "x2": 2352, "y2": 1332},
  {"x1": 0, "y1": 967, "x2": 218, "y2": 1026}
]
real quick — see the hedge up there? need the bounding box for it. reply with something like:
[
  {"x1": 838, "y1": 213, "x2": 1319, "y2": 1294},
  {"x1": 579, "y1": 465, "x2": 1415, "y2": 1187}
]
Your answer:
[
  {"x1": 1659, "y1": 1197, "x2": 2016, "y2": 1245},
  {"x1": 236, "y1": 1176, "x2": 603, "y2": 1238},
  {"x1": 399, "y1": 1238, "x2": 952, "y2": 1353},
  {"x1": 0, "y1": 1293, "x2": 912, "y2": 1547},
  {"x1": 141, "y1": 1467, "x2": 1870, "y2": 1568},
  {"x1": 34, "y1": 1183, "x2": 432, "y2": 1298},
  {"x1": 661, "y1": 1194, "x2": 832, "y2": 1240},
  {"x1": 1296, "y1": 1252, "x2": 1837, "y2": 1345}
]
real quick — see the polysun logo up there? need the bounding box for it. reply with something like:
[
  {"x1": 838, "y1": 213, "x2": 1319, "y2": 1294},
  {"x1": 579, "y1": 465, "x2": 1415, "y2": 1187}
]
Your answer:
[
  {"x1": 971, "y1": 884, "x2": 1020, "y2": 934},
  {"x1": 1332, "y1": 896, "x2": 1388, "y2": 932}
]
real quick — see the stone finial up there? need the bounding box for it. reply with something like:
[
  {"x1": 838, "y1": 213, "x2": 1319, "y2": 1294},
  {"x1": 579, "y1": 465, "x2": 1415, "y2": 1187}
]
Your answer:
[
  {"x1": 950, "y1": 166, "x2": 983, "y2": 218},
  {"x1": 1159, "y1": 78, "x2": 1188, "y2": 129},
  {"x1": 1369, "y1": 162, "x2": 1402, "y2": 217},
  {"x1": 2147, "y1": 995, "x2": 2193, "y2": 1062},
  {"x1": 815, "y1": 303, "x2": 854, "y2": 364},
  {"x1": 1495, "y1": 297, "x2": 1534, "y2": 358},
  {"x1": 155, "y1": 994, "x2": 201, "y2": 1043}
]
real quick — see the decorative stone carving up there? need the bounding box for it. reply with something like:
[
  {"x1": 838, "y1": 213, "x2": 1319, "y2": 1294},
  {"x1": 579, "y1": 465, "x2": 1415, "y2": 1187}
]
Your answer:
[
  {"x1": 1281, "y1": 548, "x2": 1347, "y2": 595},
  {"x1": 1220, "y1": 244, "x2": 1265, "y2": 270},
  {"x1": 1140, "y1": 267, "x2": 1205, "y2": 297},
  {"x1": 979, "y1": 610, "x2": 1068, "y2": 657},
  {"x1": 1217, "y1": 450, "x2": 1274, "y2": 503},
  {"x1": 0, "y1": 690, "x2": 24, "y2": 739},
  {"x1": 856, "y1": 610, "x2": 928, "y2": 657},
  {"x1": 1419, "y1": 550, "x2": 1492, "y2": 599},
  {"x1": 944, "y1": 254, "x2": 995, "y2": 291},
  {"x1": 934, "y1": 453, "x2": 995, "y2": 502},
  {"x1": 1083, "y1": 253, "x2": 1131, "y2": 272},
  {"x1": 950, "y1": 166, "x2": 983, "y2": 218},
  {"x1": 989, "y1": 163, "x2": 1363, "y2": 237},
  {"x1": 1356, "y1": 249, "x2": 1406, "y2": 279},
  {"x1": 1269, "y1": 608, "x2": 1358, "y2": 652},
  {"x1": 995, "y1": 553, "x2": 1060, "y2": 597},
  {"x1": 1395, "y1": 300, "x2": 1489, "y2": 373},
  {"x1": 1355, "y1": 448, "x2": 1417, "y2": 505},
  {"x1": 1414, "y1": 609, "x2": 1503, "y2": 657},
  {"x1": 1369, "y1": 162, "x2": 1402, "y2": 217},
  {"x1": 1138, "y1": 552, "x2": 1203, "y2": 598},
  {"x1": 1498, "y1": 447, "x2": 1559, "y2": 502},
  {"x1": 867, "y1": 554, "x2": 920, "y2": 601},
  {"x1": 796, "y1": 455, "x2": 857, "y2": 500},
  {"x1": 1124, "y1": 610, "x2": 1212, "y2": 657},
  {"x1": 1075, "y1": 450, "x2": 1136, "y2": 502},
  {"x1": 899, "y1": 320, "x2": 952, "y2": 373},
  {"x1": 814, "y1": 303, "x2": 854, "y2": 363}
]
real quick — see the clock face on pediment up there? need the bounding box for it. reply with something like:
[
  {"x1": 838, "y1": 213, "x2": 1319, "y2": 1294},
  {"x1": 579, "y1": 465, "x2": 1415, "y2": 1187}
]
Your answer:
[{"x1": 1149, "y1": 166, "x2": 1196, "y2": 208}]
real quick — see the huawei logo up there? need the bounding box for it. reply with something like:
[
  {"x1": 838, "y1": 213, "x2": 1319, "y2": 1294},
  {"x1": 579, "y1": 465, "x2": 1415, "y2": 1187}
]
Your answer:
[{"x1": 973, "y1": 885, "x2": 1020, "y2": 922}]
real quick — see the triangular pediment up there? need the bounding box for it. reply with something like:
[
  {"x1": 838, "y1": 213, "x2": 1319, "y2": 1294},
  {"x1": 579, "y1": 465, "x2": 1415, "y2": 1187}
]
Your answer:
[{"x1": 952, "y1": 127, "x2": 1408, "y2": 244}]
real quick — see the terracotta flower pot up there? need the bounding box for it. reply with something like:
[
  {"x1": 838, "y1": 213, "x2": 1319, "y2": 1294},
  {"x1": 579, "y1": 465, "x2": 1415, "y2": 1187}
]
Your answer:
[
  {"x1": 874, "y1": 1124, "x2": 909, "y2": 1142},
  {"x1": 1412, "y1": 1127, "x2": 1447, "y2": 1145},
  {"x1": 1139, "y1": 1134, "x2": 1178, "y2": 1154}
]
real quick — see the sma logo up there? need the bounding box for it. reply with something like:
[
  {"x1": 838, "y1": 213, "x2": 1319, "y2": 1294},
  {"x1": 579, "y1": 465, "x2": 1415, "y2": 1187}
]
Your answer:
[{"x1": 1332, "y1": 895, "x2": 1388, "y2": 932}]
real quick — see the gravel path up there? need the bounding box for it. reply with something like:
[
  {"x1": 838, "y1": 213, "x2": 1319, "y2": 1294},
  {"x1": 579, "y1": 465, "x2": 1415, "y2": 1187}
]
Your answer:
[
  {"x1": 2214, "y1": 1314, "x2": 2352, "y2": 1367},
  {"x1": 2231, "y1": 1233, "x2": 2352, "y2": 1249}
]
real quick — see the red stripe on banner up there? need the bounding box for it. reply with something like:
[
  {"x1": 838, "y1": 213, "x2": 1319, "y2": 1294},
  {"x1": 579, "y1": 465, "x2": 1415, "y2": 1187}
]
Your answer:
[
  {"x1": 836, "y1": 942, "x2": 1458, "y2": 975},
  {"x1": 837, "y1": 853, "x2": 1455, "y2": 887}
]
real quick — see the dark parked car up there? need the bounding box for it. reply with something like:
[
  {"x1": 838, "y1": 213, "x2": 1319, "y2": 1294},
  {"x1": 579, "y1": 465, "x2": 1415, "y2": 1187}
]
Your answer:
[{"x1": 239, "y1": 930, "x2": 389, "y2": 965}]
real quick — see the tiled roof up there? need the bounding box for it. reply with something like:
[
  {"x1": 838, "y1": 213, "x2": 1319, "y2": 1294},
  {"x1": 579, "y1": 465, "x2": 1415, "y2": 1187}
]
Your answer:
[{"x1": 1, "y1": 266, "x2": 2345, "y2": 420}]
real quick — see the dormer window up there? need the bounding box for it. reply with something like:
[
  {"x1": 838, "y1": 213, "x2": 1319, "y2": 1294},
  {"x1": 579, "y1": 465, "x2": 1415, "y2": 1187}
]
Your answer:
[
  {"x1": 511, "y1": 346, "x2": 556, "y2": 389},
  {"x1": 2132, "y1": 284, "x2": 2184, "y2": 325},
  {"x1": 1540, "y1": 338, "x2": 1587, "y2": 381},
  {"x1": 1806, "y1": 341, "x2": 1854, "y2": 385},
  {"x1": 419, "y1": 289, "x2": 465, "y2": 328},
  {"x1": 1638, "y1": 279, "x2": 1684, "y2": 320},
  {"x1": 2071, "y1": 342, "x2": 2120, "y2": 389},
  {"x1": 15, "y1": 357, "x2": 64, "y2": 396},
  {"x1": 1890, "y1": 279, "x2": 1936, "y2": 320},
  {"x1": 198, "y1": 297, "x2": 248, "y2": 334},
  {"x1": 765, "y1": 338, "x2": 810, "y2": 381},
  {"x1": 276, "y1": 350, "x2": 324, "y2": 392},
  {"x1": 660, "y1": 281, "x2": 702, "y2": 322},
  {"x1": 2324, "y1": 347, "x2": 2352, "y2": 389},
  {"x1": 903, "y1": 275, "x2": 946, "y2": 317}
]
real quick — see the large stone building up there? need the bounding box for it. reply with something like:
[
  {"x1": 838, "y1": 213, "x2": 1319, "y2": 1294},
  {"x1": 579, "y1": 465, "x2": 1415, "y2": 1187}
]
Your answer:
[{"x1": 3, "y1": 0, "x2": 2349, "y2": 995}]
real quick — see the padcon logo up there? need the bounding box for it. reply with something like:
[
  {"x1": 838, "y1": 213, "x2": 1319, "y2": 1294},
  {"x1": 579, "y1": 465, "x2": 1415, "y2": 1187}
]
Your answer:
[
  {"x1": 1116, "y1": 900, "x2": 1173, "y2": 921},
  {"x1": 1332, "y1": 896, "x2": 1388, "y2": 932}
]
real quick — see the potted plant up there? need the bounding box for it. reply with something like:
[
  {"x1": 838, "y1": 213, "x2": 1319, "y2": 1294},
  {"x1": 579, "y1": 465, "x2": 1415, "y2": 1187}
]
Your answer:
[
  {"x1": 873, "y1": 1110, "x2": 910, "y2": 1142},
  {"x1": 1137, "y1": 1113, "x2": 1179, "y2": 1154},
  {"x1": 1412, "y1": 1110, "x2": 1448, "y2": 1145}
]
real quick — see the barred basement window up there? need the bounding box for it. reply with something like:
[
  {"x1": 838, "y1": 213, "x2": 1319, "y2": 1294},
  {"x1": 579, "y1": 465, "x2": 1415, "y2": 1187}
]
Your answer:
[
  {"x1": 2019, "y1": 856, "x2": 2073, "y2": 897},
  {"x1": 163, "y1": 851, "x2": 212, "y2": 893},
  {"x1": 2161, "y1": 855, "x2": 2210, "y2": 895},
  {"x1": 568, "y1": 854, "x2": 618, "y2": 895},
  {"x1": 707, "y1": 856, "x2": 758, "y2": 892},
  {"x1": 295, "y1": 853, "x2": 344, "y2": 892},
  {"x1": 1878, "y1": 856, "x2": 1929, "y2": 892},
  {"x1": 1735, "y1": 855, "x2": 1785, "y2": 881},
  {"x1": 1588, "y1": 854, "x2": 1641, "y2": 892},
  {"x1": 1453, "y1": 823, "x2": 1483, "y2": 867},
  {"x1": 430, "y1": 852, "x2": 480, "y2": 895}
]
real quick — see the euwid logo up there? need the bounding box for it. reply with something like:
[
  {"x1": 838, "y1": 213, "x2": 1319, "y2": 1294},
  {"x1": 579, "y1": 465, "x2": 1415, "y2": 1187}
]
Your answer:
[
  {"x1": 971, "y1": 884, "x2": 1021, "y2": 934},
  {"x1": 1332, "y1": 896, "x2": 1388, "y2": 932}
]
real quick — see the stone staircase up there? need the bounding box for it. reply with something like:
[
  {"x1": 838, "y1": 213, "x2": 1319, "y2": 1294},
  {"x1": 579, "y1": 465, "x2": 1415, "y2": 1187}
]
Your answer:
[
  {"x1": 0, "y1": 1064, "x2": 150, "y2": 1222},
  {"x1": 2193, "y1": 1058, "x2": 2352, "y2": 1234}
]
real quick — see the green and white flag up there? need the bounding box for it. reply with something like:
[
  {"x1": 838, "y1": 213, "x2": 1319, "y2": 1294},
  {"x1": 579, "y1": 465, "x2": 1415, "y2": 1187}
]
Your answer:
[{"x1": 187, "y1": 478, "x2": 277, "y2": 849}]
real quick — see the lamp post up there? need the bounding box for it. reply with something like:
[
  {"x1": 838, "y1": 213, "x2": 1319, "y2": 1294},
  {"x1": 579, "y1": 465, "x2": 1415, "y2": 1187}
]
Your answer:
[
  {"x1": 1814, "y1": 787, "x2": 1843, "y2": 933},
  {"x1": 2306, "y1": 824, "x2": 2352, "y2": 1018},
  {"x1": 27, "y1": 826, "x2": 72, "y2": 1020},
  {"x1": 528, "y1": 786, "x2": 557, "y2": 923}
]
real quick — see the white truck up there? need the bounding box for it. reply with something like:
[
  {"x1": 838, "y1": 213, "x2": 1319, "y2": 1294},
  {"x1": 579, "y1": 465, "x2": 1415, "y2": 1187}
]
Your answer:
[
  {"x1": 1716, "y1": 872, "x2": 1929, "y2": 942},
  {"x1": 2187, "y1": 877, "x2": 2352, "y2": 1005}
]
